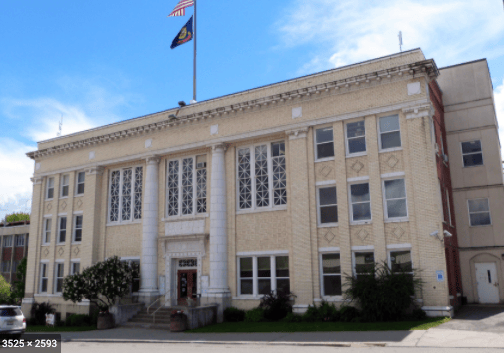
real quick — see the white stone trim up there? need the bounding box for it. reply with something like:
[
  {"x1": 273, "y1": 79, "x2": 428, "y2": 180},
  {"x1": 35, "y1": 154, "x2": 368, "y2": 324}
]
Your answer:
[
  {"x1": 319, "y1": 247, "x2": 340, "y2": 252},
  {"x1": 236, "y1": 250, "x2": 289, "y2": 256},
  {"x1": 347, "y1": 176, "x2": 369, "y2": 182},
  {"x1": 386, "y1": 243, "x2": 412, "y2": 249},
  {"x1": 351, "y1": 245, "x2": 374, "y2": 250},
  {"x1": 315, "y1": 180, "x2": 336, "y2": 186},
  {"x1": 380, "y1": 172, "x2": 405, "y2": 178},
  {"x1": 72, "y1": 210, "x2": 84, "y2": 215},
  {"x1": 40, "y1": 259, "x2": 50, "y2": 263}
]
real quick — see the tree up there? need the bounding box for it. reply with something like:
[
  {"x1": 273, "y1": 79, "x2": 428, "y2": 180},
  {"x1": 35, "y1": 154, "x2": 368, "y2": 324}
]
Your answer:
[
  {"x1": 62, "y1": 256, "x2": 138, "y2": 312},
  {"x1": 0, "y1": 275, "x2": 12, "y2": 304},
  {"x1": 2, "y1": 212, "x2": 30, "y2": 223},
  {"x1": 11, "y1": 258, "x2": 27, "y2": 302}
]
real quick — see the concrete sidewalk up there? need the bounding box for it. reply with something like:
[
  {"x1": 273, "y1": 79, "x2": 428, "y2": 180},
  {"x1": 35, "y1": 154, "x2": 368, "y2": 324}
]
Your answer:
[{"x1": 55, "y1": 327, "x2": 504, "y2": 348}]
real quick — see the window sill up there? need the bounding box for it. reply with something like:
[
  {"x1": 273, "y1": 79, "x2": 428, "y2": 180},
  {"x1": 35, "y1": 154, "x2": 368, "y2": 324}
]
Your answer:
[
  {"x1": 469, "y1": 224, "x2": 492, "y2": 228},
  {"x1": 106, "y1": 220, "x2": 142, "y2": 227},
  {"x1": 314, "y1": 297, "x2": 347, "y2": 302},
  {"x1": 72, "y1": 242, "x2": 82, "y2": 245},
  {"x1": 350, "y1": 220, "x2": 372, "y2": 226},
  {"x1": 56, "y1": 243, "x2": 66, "y2": 246},
  {"x1": 60, "y1": 196, "x2": 69, "y2": 200},
  {"x1": 315, "y1": 157, "x2": 335, "y2": 163},
  {"x1": 346, "y1": 152, "x2": 367, "y2": 159},
  {"x1": 384, "y1": 218, "x2": 409, "y2": 223},
  {"x1": 236, "y1": 206, "x2": 287, "y2": 215},
  {"x1": 318, "y1": 223, "x2": 338, "y2": 228},
  {"x1": 45, "y1": 199, "x2": 54, "y2": 202},
  {"x1": 162, "y1": 214, "x2": 209, "y2": 222},
  {"x1": 34, "y1": 294, "x2": 62, "y2": 297},
  {"x1": 463, "y1": 164, "x2": 484, "y2": 168},
  {"x1": 232, "y1": 295, "x2": 264, "y2": 300},
  {"x1": 75, "y1": 194, "x2": 84, "y2": 197},
  {"x1": 41, "y1": 243, "x2": 50, "y2": 247},
  {"x1": 379, "y1": 147, "x2": 403, "y2": 153}
]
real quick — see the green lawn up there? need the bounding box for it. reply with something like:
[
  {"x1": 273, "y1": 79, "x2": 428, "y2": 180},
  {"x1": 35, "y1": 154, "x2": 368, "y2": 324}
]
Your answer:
[
  {"x1": 26, "y1": 326, "x2": 97, "y2": 332},
  {"x1": 186, "y1": 317, "x2": 450, "y2": 333}
]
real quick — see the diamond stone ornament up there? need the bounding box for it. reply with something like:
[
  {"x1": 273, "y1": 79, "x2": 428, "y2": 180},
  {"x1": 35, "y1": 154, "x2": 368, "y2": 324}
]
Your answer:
[
  {"x1": 387, "y1": 155, "x2": 399, "y2": 168},
  {"x1": 357, "y1": 229, "x2": 369, "y2": 241},
  {"x1": 351, "y1": 161, "x2": 364, "y2": 173},
  {"x1": 392, "y1": 226, "x2": 405, "y2": 240},
  {"x1": 324, "y1": 230, "x2": 336, "y2": 243}
]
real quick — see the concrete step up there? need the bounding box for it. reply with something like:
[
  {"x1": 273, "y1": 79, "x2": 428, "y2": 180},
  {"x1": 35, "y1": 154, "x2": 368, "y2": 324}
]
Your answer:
[
  {"x1": 129, "y1": 317, "x2": 171, "y2": 324},
  {"x1": 134, "y1": 312, "x2": 171, "y2": 318},
  {"x1": 122, "y1": 322, "x2": 172, "y2": 330}
]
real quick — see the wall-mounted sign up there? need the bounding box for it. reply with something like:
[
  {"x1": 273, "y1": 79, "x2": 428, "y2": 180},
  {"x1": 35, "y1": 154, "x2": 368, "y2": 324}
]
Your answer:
[{"x1": 436, "y1": 270, "x2": 445, "y2": 282}]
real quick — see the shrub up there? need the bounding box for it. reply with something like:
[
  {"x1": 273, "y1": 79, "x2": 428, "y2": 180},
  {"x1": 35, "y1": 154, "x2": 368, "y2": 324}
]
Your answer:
[
  {"x1": 411, "y1": 308, "x2": 427, "y2": 321},
  {"x1": 11, "y1": 258, "x2": 27, "y2": 303},
  {"x1": 344, "y1": 261, "x2": 422, "y2": 322},
  {"x1": 259, "y1": 291, "x2": 295, "y2": 321},
  {"x1": 339, "y1": 305, "x2": 360, "y2": 322},
  {"x1": 30, "y1": 302, "x2": 55, "y2": 326},
  {"x1": 244, "y1": 307, "x2": 265, "y2": 322},
  {"x1": 224, "y1": 307, "x2": 246, "y2": 322},
  {"x1": 281, "y1": 312, "x2": 303, "y2": 322},
  {"x1": 301, "y1": 305, "x2": 319, "y2": 322},
  {"x1": 0, "y1": 275, "x2": 12, "y2": 304},
  {"x1": 318, "y1": 301, "x2": 339, "y2": 322},
  {"x1": 67, "y1": 314, "x2": 91, "y2": 326}
]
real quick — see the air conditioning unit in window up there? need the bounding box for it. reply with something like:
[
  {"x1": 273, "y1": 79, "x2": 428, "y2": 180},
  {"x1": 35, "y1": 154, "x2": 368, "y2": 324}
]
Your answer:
[
  {"x1": 443, "y1": 154, "x2": 449, "y2": 163},
  {"x1": 434, "y1": 143, "x2": 439, "y2": 154},
  {"x1": 196, "y1": 162, "x2": 206, "y2": 169}
]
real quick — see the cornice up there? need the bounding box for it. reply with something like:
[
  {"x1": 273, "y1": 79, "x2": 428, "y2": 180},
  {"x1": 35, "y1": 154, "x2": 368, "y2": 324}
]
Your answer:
[{"x1": 26, "y1": 60, "x2": 438, "y2": 161}]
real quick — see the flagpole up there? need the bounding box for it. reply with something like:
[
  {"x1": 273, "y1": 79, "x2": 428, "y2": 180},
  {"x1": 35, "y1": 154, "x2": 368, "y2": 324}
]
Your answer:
[{"x1": 193, "y1": 0, "x2": 197, "y2": 102}]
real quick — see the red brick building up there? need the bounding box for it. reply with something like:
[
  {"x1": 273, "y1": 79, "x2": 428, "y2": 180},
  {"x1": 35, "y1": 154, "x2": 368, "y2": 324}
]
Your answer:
[{"x1": 0, "y1": 221, "x2": 30, "y2": 284}]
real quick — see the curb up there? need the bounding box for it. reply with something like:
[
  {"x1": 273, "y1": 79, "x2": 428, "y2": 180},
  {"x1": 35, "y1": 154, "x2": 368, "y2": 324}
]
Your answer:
[{"x1": 62, "y1": 338, "x2": 387, "y2": 347}]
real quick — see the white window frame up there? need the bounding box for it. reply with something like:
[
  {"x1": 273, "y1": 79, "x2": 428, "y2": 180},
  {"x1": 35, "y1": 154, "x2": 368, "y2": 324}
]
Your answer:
[
  {"x1": 236, "y1": 141, "x2": 287, "y2": 212},
  {"x1": 316, "y1": 184, "x2": 338, "y2": 227},
  {"x1": 236, "y1": 253, "x2": 290, "y2": 298},
  {"x1": 70, "y1": 260, "x2": 80, "y2": 275},
  {"x1": 166, "y1": 155, "x2": 208, "y2": 218},
  {"x1": 319, "y1": 250, "x2": 343, "y2": 299},
  {"x1": 387, "y1": 248, "x2": 414, "y2": 275},
  {"x1": 3, "y1": 235, "x2": 12, "y2": 247},
  {"x1": 54, "y1": 262, "x2": 65, "y2": 294},
  {"x1": 60, "y1": 174, "x2": 70, "y2": 198},
  {"x1": 15, "y1": 234, "x2": 25, "y2": 247},
  {"x1": 461, "y1": 140, "x2": 483, "y2": 167},
  {"x1": 73, "y1": 214, "x2": 83, "y2": 243},
  {"x1": 75, "y1": 171, "x2": 85, "y2": 196},
  {"x1": 352, "y1": 249, "x2": 375, "y2": 278},
  {"x1": 467, "y1": 198, "x2": 492, "y2": 227},
  {"x1": 314, "y1": 125, "x2": 335, "y2": 162},
  {"x1": 46, "y1": 177, "x2": 55, "y2": 200},
  {"x1": 378, "y1": 114, "x2": 402, "y2": 152},
  {"x1": 348, "y1": 181, "x2": 372, "y2": 224},
  {"x1": 108, "y1": 165, "x2": 144, "y2": 224},
  {"x1": 39, "y1": 262, "x2": 49, "y2": 293},
  {"x1": 382, "y1": 178, "x2": 408, "y2": 221},
  {"x1": 345, "y1": 120, "x2": 367, "y2": 157},
  {"x1": 43, "y1": 218, "x2": 52, "y2": 245},
  {"x1": 57, "y1": 216, "x2": 67, "y2": 244}
]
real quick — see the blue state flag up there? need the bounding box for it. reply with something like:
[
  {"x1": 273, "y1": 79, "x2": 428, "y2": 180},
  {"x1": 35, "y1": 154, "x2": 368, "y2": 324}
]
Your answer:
[{"x1": 171, "y1": 16, "x2": 193, "y2": 50}]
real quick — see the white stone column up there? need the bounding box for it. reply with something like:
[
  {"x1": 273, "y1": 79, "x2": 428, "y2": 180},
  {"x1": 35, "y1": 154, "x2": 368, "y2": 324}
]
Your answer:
[
  {"x1": 204, "y1": 143, "x2": 230, "y2": 322},
  {"x1": 139, "y1": 155, "x2": 161, "y2": 304}
]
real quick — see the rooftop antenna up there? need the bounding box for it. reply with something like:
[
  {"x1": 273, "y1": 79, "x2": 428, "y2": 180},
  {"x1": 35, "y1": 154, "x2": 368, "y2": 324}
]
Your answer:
[
  {"x1": 398, "y1": 31, "x2": 403, "y2": 52},
  {"x1": 56, "y1": 115, "x2": 63, "y2": 137}
]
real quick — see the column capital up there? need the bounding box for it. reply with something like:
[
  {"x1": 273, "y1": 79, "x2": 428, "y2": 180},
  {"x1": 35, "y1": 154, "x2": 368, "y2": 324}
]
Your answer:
[
  {"x1": 145, "y1": 155, "x2": 161, "y2": 165},
  {"x1": 403, "y1": 104, "x2": 434, "y2": 120},
  {"x1": 210, "y1": 143, "x2": 228, "y2": 152},
  {"x1": 86, "y1": 166, "x2": 105, "y2": 175},
  {"x1": 286, "y1": 127, "x2": 309, "y2": 140},
  {"x1": 30, "y1": 176, "x2": 43, "y2": 185}
]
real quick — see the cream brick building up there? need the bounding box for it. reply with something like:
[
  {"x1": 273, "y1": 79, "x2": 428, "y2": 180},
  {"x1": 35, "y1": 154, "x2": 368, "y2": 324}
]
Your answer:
[{"x1": 22, "y1": 48, "x2": 467, "y2": 320}]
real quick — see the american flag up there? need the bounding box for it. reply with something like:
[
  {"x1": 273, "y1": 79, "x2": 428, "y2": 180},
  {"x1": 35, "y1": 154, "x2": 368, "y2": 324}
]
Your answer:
[{"x1": 168, "y1": 0, "x2": 194, "y2": 17}]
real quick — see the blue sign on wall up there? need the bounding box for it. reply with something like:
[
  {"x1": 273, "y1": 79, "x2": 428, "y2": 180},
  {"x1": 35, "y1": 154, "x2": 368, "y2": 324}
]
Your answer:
[{"x1": 436, "y1": 270, "x2": 445, "y2": 282}]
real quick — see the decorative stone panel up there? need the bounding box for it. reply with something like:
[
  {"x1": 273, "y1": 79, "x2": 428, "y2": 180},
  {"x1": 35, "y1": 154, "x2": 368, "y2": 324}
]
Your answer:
[
  {"x1": 236, "y1": 212, "x2": 289, "y2": 252},
  {"x1": 317, "y1": 228, "x2": 339, "y2": 248},
  {"x1": 346, "y1": 157, "x2": 368, "y2": 178},
  {"x1": 379, "y1": 151, "x2": 404, "y2": 174},
  {"x1": 165, "y1": 219, "x2": 205, "y2": 236},
  {"x1": 384, "y1": 223, "x2": 410, "y2": 244},
  {"x1": 315, "y1": 161, "x2": 335, "y2": 181},
  {"x1": 350, "y1": 224, "x2": 374, "y2": 246}
]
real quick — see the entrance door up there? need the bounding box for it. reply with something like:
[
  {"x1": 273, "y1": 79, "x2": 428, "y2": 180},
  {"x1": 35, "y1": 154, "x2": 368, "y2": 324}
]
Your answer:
[
  {"x1": 177, "y1": 269, "x2": 197, "y2": 305},
  {"x1": 475, "y1": 263, "x2": 500, "y2": 304}
]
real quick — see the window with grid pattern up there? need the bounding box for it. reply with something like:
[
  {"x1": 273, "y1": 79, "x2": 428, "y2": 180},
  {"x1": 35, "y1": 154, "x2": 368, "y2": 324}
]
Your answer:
[{"x1": 109, "y1": 167, "x2": 143, "y2": 222}]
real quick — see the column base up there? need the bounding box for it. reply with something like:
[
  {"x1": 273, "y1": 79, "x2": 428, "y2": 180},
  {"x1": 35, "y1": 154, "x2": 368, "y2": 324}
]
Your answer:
[
  {"x1": 200, "y1": 288, "x2": 231, "y2": 323},
  {"x1": 292, "y1": 304, "x2": 310, "y2": 314},
  {"x1": 137, "y1": 290, "x2": 160, "y2": 306}
]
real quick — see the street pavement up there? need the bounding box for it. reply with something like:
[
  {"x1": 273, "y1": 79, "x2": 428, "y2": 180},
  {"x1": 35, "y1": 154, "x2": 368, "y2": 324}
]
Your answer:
[{"x1": 54, "y1": 305, "x2": 504, "y2": 350}]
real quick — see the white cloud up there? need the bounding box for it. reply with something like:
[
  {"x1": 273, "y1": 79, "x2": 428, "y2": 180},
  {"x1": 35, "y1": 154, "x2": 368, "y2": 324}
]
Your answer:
[
  {"x1": 276, "y1": 0, "x2": 504, "y2": 74},
  {"x1": 495, "y1": 77, "x2": 504, "y2": 147},
  {"x1": 0, "y1": 138, "x2": 34, "y2": 220}
]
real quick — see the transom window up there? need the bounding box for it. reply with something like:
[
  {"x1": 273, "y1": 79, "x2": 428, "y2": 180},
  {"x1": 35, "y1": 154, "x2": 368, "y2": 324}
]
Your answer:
[
  {"x1": 46, "y1": 177, "x2": 54, "y2": 200},
  {"x1": 379, "y1": 115, "x2": 401, "y2": 150},
  {"x1": 353, "y1": 251, "x2": 375, "y2": 280},
  {"x1": 167, "y1": 155, "x2": 207, "y2": 217},
  {"x1": 350, "y1": 183, "x2": 371, "y2": 222},
  {"x1": 39, "y1": 263, "x2": 48, "y2": 293},
  {"x1": 238, "y1": 255, "x2": 290, "y2": 296},
  {"x1": 317, "y1": 186, "x2": 338, "y2": 225},
  {"x1": 383, "y1": 179, "x2": 408, "y2": 219},
  {"x1": 461, "y1": 140, "x2": 483, "y2": 167},
  {"x1": 73, "y1": 215, "x2": 83, "y2": 243},
  {"x1": 15, "y1": 234, "x2": 25, "y2": 247},
  {"x1": 76, "y1": 171, "x2": 85, "y2": 195},
  {"x1": 237, "y1": 142, "x2": 287, "y2": 210},
  {"x1": 315, "y1": 127, "x2": 335, "y2": 160},
  {"x1": 321, "y1": 253, "x2": 342, "y2": 296},
  {"x1": 109, "y1": 166, "x2": 143, "y2": 222},
  {"x1": 3, "y1": 236, "x2": 12, "y2": 247},
  {"x1": 54, "y1": 263, "x2": 64, "y2": 293},
  {"x1": 346, "y1": 121, "x2": 366, "y2": 155},
  {"x1": 60, "y1": 174, "x2": 70, "y2": 197},
  {"x1": 468, "y1": 198, "x2": 491, "y2": 226}
]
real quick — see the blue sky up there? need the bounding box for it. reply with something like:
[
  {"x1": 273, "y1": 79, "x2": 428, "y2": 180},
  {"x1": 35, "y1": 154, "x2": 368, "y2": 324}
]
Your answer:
[{"x1": 0, "y1": 0, "x2": 503, "y2": 218}]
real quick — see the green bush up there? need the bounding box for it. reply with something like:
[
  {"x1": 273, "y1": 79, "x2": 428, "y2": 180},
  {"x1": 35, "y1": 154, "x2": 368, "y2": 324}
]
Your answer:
[
  {"x1": 411, "y1": 308, "x2": 427, "y2": 321},
  {"x1": 0, "y1": 275, "x2": 12, "y2": 304},
  {"x1": 281, "y1": 312, "x2": 303, "y2": 322},
  {"x1": 223, "y1": 307, "x2": 246, "y2": 322},
  {"x1": 339, "y1": 305, "x2": 361, "y2": 322},
  {"x1": 317, "y1": 301, "x2": 339, "y2": 321},
  {"x1": 259, "y1": 291, "x2": 295, "y2": 321},
  {"x1": 344, "y1": 262, "x2": 422, "y2": 322},
  {"x1": 30, "y1": 302, "x2": 55, "y2": 326},
  {"x1": 244, "y1": 307, "x2": 265, "y2": 322},
  {"x1": 301, "y1": 305, "x2": 319, "y2": 322},
  {"x1": 67, "y1": 314, "x2": 91, "y2": 327}
]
